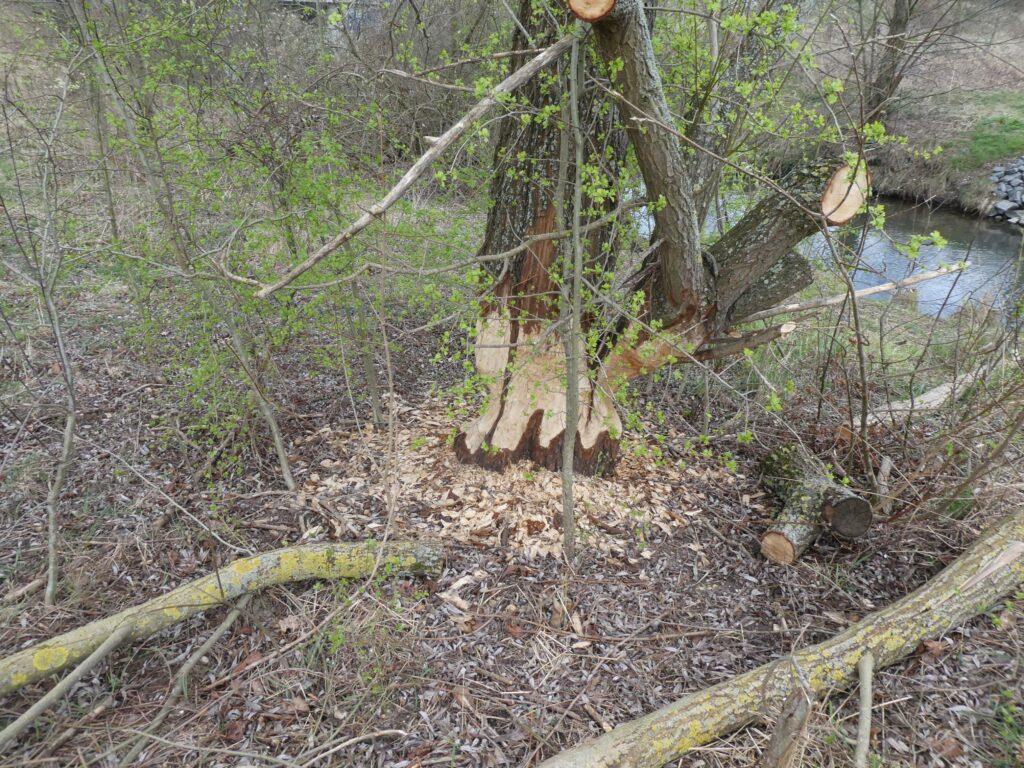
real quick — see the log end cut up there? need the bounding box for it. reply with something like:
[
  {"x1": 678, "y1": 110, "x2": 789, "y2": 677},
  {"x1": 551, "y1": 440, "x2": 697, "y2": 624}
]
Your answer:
[
  {"x1": 825, "y1": 496, "x2": 874, "y2": 539},
  {"x1": 761, "y1": 531, "x2": 799, "y2": 566},
  {"x1": 568, "y1": 0, "x2": 617, "y2": 22},
  {"x1": 821, "y1": 162, "x2": 870, "y2": 225}
]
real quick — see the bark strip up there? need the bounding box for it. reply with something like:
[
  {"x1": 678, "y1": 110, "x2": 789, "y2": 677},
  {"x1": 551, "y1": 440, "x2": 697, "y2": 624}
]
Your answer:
[
  {"x1": 0, "y1": 540, "x2": 442, "y2": 698},
  {"x1": 539, "y1": 507, "x2": 1024, "y2": 767}
]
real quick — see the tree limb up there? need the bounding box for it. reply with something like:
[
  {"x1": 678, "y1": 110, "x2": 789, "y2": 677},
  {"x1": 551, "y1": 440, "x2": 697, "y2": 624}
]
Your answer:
[
  {"x1": 252, "y1": 37, "x2": 574, "y2": 297},
  {"x1": 0, "y1": 540, "x2": 442, "y2": 698},
  {"x1": 539, "y1": 507, "x2": 1024, "y2": 767}
]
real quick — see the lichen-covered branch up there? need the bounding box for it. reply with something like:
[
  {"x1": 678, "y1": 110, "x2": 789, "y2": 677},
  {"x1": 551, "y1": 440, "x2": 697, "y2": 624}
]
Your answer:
[
  {"x1": 0, "y1": 540, "x2": 442, "y2": 698},
  {"x1": 539, "y1": 507, "x2": 1024, "y2": 767}
]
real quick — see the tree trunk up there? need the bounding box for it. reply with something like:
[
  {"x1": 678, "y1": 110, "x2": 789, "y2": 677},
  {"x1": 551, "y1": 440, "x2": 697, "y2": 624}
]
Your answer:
[
  {"x1": 455, "y1": 0, "x2": 627, "y2": 475},
  {"x1": 458, "y1": 0, "x2": 866, "y2": 476},
  {"x1": 866, "y1": 0, "x2": 911, "y2": 120}
]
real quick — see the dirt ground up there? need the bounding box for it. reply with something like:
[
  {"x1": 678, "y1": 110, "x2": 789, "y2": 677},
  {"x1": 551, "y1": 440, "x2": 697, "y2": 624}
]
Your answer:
[{"x1": 2, "y1": 285, "x2": 1023, "y2": 768}]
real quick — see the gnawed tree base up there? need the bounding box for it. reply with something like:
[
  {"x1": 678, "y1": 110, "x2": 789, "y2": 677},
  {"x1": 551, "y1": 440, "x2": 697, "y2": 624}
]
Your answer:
[
  {"x1": 0, "y1": 540, "x2": 442, "y2": 698},
  {"x1": 539, "y1": 507, "x2": 1024, "y2": 767},
  {"x1": 760, "y1": 445, "x2": 872, "y2": 564},
  {"x1": 455, "y1": 314, "x2": 621, "y2": 475}
]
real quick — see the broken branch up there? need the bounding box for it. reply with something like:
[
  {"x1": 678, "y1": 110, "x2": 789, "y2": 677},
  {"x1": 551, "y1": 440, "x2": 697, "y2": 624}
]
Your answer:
[{"x1": 253, "y1": 37, "x2": 573, "y2": 297}]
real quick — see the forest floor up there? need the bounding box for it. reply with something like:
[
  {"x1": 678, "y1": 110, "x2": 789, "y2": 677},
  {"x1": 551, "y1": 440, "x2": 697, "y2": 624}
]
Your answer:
[{"x1": 2, "y1": 280, "x2": 1023, "y2": 767}]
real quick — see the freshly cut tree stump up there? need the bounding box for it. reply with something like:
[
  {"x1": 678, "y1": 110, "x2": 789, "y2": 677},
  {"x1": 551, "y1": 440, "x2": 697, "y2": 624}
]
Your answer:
[
  {"x1": 820, "y1": 161, "x2": 870, "y2": 225},
  {"x1": 539, "y1": 507, "x2": 1024, "y2": 767},
  {"x1": 0, "y1": 539, "x2": 442, "y2": 698},
  {"x1": 760, "y1": 445, "x2": 872, "y2": 564}
]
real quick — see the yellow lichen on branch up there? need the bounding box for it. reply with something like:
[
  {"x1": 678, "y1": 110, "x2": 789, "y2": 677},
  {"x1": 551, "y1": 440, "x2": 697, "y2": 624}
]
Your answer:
[
  {"x1": 0, "y1": 540, "x2": 442, "y2": 698},
  {"x1": 539, "y1": 508, "x2": 1024, "y2": 767}
]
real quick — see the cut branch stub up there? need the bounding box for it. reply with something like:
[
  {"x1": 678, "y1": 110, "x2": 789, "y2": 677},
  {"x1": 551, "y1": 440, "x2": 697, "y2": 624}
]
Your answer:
[
  {"x1": 568, "y1": 0, "x2": 616, "y2": 22},
  {"x1": 820, "y1": 161, "x2": 870, "y2": 225},
  {"x1": 760, "y1": 445, "x2": 872, "y2": 565}
]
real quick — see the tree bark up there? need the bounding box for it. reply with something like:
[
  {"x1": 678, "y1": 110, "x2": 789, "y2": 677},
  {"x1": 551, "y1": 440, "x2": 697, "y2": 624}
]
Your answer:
[
  {"x1": 458, "y1": 0, "x2": 865, "y2": 476},
  {"x1": 455, "y1": 0, "x2": 627, "y2": 475},
  {"x1": 539, "y1": 507, "x2": 1024, "y2": 767}
]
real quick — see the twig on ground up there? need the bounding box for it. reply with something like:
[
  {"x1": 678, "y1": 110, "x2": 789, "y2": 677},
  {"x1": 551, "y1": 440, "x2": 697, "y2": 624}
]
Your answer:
[
  {"x1": 114, "y1": 593, "x2": 253, "y2": 766},
  {"x1": 854, "y1": 650, "x2": 875, "y2": 768}
]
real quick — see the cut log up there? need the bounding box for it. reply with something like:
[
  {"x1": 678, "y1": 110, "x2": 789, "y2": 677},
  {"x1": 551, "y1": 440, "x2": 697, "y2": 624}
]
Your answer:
[
  {"x1": 538, "y1": 507, "x2": 1024, "y2": 767},
  {"x1": 0, "y1": 539, "x2": 442, "y2": 698},
  {"x1": 760, "y1": 445, "x2": 872, "y2": 565},
  {"x1": 568, "y1": 0, "x2": 616, "y2": 22},
  {"x1": 820, "y1": 161, "x2": 870, "y2": 225}
]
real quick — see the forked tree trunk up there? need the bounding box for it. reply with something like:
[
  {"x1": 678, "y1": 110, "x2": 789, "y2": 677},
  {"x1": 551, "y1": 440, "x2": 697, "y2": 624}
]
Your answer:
[{"x1": 457, "y1": 0, "x2": 867, "y2": 475}]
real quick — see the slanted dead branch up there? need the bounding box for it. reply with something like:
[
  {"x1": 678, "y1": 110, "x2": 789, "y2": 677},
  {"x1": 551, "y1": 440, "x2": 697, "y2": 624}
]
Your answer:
[{"x1": 539, "y1": 507, "x2": 1024, "y2": 767}]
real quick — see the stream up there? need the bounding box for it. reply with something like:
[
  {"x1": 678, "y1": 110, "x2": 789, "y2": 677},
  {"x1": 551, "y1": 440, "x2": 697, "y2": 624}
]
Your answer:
[{"x1": 818, "y1": 197, "x2": 1024, "y2": 318}]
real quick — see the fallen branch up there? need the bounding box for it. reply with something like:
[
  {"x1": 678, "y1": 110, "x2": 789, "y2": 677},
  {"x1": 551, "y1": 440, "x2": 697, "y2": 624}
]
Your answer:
[
  {"x1": 865, "y1": 362, "x2": 989, "y2": 428},
  {"x1": 853, "y1": 651, "x2": 874, "y2": 768},
  {"x1": 1, "y1": 577, "x2": 44, "y2": 605},
  {"x1": 738, "y1": 264, "x2": 967, "y2": 325},
  {"x1": 538, "y1": 507, "x2": 1024, "y2": 767},
  {"x1": 252, "y1": 37, "x2": 573, "y2": 297},
  {"x1": 0, "y1": 625, "x2": 131, "y2": 750},
  {"x1": 761, "y1": 689, "x2": 811, "y2": 768},
  {"x1": 0, "y1": 540, "x2": 442, "y2": 698},
  {"x1": 693, "y1": 322, "x2": 797, "y2": 362}
]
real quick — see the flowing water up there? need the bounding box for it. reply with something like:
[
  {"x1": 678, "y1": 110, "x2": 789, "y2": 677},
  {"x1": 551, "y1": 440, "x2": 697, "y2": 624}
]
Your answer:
[{"x1": 815, "y1": 197, "x2": 1024, "y2": 318}]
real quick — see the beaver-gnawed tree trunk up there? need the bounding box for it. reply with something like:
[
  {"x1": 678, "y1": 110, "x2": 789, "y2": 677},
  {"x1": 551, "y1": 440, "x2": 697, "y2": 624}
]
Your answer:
[
  {"x1": 454, "y1": 0, "x2": 628, "y2": 474},
  {"x1": 456, "y1": 0, "x2": 867, "y2": 475}
]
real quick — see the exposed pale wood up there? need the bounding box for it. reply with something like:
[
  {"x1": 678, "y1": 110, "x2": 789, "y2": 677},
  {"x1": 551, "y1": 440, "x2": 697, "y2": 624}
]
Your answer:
[
  {"x1": 252, "y1": 37, "x2": 574, "y2": 297},
  {"x1": 456, "y1": 329, "x2": 621, "y2": 474},
  {"x1": 0, "y1": 540, "x2": 442, "y2": 698},
  {"x1": 865, "y1": 362, "x2": 989, "y2": 428},
  {"x1": 854, "y1": 651, "x2": 875, "y2": 768},
  {"x1": 538, "y1": 507, "x2": 1024, "y2": 767},
  {"x1": 821, "y1": 162, "x2": 870, "y2": 225},
  {"x1": 568, "y1": 0, "x2": 616, "y2": 22},
  {"x1": 760, "y1": 444, "x2": 872, "y2": 565}
]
